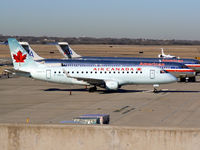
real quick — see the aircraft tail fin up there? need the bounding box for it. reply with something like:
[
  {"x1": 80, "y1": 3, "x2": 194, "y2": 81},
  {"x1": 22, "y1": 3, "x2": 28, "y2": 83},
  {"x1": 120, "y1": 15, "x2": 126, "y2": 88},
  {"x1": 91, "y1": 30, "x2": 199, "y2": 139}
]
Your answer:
[
  {"x1": 19, "y1": 42, "x2": 44, "y2": 60},
  {"x1": 8, "y1": 38, "x2": 39, "y2": 71},
  {"x1": 161, "y1": 48, "x2": 165, "y2": 56},
  {"x1": 56, "y1": 42, "x2": 81, "y2": 59}
]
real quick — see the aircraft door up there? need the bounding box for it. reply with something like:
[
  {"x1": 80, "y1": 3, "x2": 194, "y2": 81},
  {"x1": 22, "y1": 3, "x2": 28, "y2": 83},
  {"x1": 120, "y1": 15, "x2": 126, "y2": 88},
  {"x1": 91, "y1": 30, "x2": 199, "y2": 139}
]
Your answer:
[
  {"x1": 46, "y1": 69, "x2": 51, "y2": 79},
  {"x1": 150, "y1": 70, "x2": 155, "y2": 79}
]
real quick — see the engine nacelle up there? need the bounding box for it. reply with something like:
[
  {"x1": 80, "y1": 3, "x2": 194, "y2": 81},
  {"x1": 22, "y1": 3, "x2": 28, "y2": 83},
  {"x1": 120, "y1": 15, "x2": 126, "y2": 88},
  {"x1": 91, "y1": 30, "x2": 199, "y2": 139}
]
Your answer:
[{"x1": 105, "y1": 81, "x2": 119, "y2": 90}]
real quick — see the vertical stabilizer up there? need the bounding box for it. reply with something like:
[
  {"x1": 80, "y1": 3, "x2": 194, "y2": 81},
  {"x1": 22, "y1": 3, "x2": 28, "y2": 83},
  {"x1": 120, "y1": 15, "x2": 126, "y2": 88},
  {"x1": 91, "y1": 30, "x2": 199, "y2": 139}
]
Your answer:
[
  {"x1": 56, "y1": 42, "x2": 81, "y2": 59},
  {"x1": 161, "y1": 48, "x2": 165, "y2": 56},
  {"x1": 8, "y1": 38, "x2": 39, "y2": 70},
  {"x1": 19, "y1": 42, "x2": 44, "y2": 60}
]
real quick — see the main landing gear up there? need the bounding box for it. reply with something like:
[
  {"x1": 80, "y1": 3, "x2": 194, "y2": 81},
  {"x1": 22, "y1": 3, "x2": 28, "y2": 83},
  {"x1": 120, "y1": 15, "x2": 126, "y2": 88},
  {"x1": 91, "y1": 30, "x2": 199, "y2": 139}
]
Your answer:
[
  {"x1": 180, "y1": 77, "x2": 196, "y2": 82},
  {"x1": 88, "y1": 86, "x2": 97, "y2": 92}
]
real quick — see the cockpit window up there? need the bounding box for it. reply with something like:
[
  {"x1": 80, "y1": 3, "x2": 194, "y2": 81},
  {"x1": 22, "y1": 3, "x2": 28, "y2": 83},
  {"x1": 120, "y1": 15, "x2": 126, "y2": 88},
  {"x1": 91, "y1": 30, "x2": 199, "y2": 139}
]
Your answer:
[{"x1": 160, "y1": 70, "x2": 168, "y2": 74}]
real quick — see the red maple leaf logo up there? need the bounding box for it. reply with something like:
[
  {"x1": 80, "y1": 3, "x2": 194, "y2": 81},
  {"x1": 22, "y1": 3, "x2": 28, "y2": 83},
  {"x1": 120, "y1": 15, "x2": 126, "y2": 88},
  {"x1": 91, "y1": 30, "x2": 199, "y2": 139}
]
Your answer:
[{"x1": 13, "y1": 51, "x2": 27, "y2": 63}]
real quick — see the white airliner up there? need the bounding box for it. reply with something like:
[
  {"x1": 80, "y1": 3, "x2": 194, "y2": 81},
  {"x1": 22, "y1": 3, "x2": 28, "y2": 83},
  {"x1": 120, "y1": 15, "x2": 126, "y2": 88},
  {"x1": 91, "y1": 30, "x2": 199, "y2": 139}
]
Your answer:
[
  {"x1": 18, "y1": 41, "x2": 196, "y2": 82},
  {"x1": 8, "y1": 38, "x2": 177, "y2": 92},
  {"x1": 158, "y1": 48, "x2": 179, "y2": 58}
]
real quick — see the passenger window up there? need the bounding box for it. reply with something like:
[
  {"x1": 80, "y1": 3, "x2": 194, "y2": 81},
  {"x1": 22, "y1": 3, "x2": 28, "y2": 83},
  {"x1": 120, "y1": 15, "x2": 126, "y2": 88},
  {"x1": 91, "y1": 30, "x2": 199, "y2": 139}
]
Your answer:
[{"x1": 54, "y1": 71, "x2": 56, "y2": 74}]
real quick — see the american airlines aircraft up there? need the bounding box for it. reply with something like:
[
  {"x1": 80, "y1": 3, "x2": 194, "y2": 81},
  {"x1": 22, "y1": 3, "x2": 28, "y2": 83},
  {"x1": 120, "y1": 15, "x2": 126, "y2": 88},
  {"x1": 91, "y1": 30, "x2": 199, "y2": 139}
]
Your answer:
[
  {"x1": 8, "y1": 38, "x2": 177, "y2": 92},
  {"x1": 55, "y1": 42, "x2": 200, "y2": 81},
  {"x1": 19, "y1": 42, "x2": 196, "y2": 82},
  {"x1": 158, "y1": 48, "x2": 178, "y2": 59}
]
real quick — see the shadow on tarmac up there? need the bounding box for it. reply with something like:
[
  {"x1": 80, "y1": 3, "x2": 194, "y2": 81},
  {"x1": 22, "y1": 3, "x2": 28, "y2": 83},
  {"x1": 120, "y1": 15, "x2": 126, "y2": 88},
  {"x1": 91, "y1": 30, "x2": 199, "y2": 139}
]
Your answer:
[
  {"x1": 99, "y1": 89, "x2": 147, "y2": 94},
  {"x1": 44, "y1": 88, "x2": 200, "y2": 94},
  {"x1": 156, "y1": 90, "x2": 200, "y2": 93},
  {"x1": 44, "y1": 88, "x2": 88, "y2": 92},
  {"x1": 44, "y1": 88, "x2": 147, "y2": 94}
]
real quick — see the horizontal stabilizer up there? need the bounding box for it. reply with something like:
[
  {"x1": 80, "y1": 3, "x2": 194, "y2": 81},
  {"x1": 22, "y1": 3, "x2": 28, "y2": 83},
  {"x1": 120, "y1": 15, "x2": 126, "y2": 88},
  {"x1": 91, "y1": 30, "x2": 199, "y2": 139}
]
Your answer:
[{"x1": 4, "y1": 68, "x2": 31, "y2": 77}]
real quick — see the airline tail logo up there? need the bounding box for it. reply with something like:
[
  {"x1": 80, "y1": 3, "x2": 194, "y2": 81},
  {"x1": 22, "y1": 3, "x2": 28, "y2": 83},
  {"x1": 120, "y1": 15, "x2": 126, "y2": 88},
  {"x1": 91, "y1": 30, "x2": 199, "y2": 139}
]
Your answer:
[
  {"x1": 29, "y1": 50, "x2": 34, "y2": 57},
  {"x1": 68, "y1": 49, "x2": 72, "y2": 55},
  {"x1": 13, "y1": 51, "x2": 27, "y2": 62}
]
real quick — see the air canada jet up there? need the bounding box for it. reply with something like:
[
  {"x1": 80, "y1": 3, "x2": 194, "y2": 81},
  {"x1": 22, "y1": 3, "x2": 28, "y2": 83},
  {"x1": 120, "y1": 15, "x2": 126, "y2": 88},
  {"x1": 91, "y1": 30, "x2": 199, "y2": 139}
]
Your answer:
[
  {"x1": 19, "y1": 42, "x2": 196, "y2": 82},
  {"x1": 8, "y1": 38, "x2": 177, "y2": 92},
  {"x1": 158, "y1": 48, "x2": 178, "y2": 59}
]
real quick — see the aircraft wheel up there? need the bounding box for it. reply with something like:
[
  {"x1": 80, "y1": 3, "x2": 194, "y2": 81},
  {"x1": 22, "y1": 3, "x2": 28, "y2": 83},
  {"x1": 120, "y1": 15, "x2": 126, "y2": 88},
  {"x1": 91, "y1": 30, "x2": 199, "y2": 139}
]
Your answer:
[
  {"x1": 153, "y1": 88, "x2": 158, "y2": 93},
  {"x1": 89, "y1": 86, "x2": 97, "y2": 92},
  {"x1": 180, "y1": 78, "x2": 186, "y2": 82},
  {"x1": 188, "y1": 77, "x2": 196, "y2": 82}
]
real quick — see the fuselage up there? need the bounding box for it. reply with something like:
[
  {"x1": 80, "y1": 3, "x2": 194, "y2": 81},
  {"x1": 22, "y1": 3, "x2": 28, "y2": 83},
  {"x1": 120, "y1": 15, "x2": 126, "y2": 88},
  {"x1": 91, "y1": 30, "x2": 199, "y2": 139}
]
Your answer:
[
  {"x1": 30, "y1": 62, "x2": 177, "y2": 87},
  {"x1": 36, "y1": 59, "x2": 196, "y2": 78},
  {"x1": 79, "y1": 56, "x2": 200, "y2": 72}
]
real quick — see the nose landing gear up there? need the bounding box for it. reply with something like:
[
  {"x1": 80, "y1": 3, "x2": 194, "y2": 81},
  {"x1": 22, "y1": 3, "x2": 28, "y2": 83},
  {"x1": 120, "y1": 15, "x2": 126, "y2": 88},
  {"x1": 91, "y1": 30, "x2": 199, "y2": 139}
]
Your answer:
[{"x1": 153, "y1": 84, "x2": 159, "y2": 93}]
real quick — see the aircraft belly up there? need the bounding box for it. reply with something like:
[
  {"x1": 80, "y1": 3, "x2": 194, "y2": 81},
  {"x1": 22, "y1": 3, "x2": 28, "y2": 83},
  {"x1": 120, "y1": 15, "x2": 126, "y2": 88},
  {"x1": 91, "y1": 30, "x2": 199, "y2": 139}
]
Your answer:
[
  {"x1": 169, "y1": 72, "x2": 195, "y2": 78},
  {"x1": 190, "y1": 67, "x2": 200, "y2": 72}
]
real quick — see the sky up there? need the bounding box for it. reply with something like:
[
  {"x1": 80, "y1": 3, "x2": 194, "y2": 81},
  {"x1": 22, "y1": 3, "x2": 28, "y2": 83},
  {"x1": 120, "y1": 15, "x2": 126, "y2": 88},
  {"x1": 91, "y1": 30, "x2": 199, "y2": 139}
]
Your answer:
[{"x1": 0, "y1": 0, "x2": 200, "y2": 40}]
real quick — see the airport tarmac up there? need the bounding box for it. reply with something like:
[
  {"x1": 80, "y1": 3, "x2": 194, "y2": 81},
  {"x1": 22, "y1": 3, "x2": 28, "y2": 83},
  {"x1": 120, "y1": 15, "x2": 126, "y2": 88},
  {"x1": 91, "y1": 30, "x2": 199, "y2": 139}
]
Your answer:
[
  {"x1": 0, "y1": 44, "x2": 200, "y2": 128},
  {"x1": 0, "y1": 76, "x2": 200, "y2": 127}
]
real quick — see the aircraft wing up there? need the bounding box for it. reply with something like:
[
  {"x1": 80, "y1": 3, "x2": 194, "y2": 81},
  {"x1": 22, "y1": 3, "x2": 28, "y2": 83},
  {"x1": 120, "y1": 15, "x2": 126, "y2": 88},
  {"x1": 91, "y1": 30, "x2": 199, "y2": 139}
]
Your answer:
[
  {"x1": 73, "y1": 77, "x2": 105, "y2": 86},
  {"x1": 65, "y1": 72, "x2": 105, "y2": 86},
  {"x1": 4, "y1": 68, "x2": 31, "y2": 77},
  {"x1": 66, "y1": 73, "x2": 120, "y2": 90},
  {"x1": 69, "y1": 75, "x2": 105, "y2": 86}
]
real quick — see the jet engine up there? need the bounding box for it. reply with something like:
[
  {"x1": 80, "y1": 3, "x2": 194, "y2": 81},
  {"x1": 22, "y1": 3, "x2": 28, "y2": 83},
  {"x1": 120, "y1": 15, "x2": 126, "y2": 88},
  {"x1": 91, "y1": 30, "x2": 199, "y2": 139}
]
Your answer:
[{"x1": 105, "y1": 81, "x2": 119, "y2": 90}]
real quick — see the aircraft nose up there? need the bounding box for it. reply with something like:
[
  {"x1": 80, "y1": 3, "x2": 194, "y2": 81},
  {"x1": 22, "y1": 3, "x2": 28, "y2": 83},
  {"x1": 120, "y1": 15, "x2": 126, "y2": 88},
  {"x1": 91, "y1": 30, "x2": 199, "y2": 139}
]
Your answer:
[{"x1": 169, "y1": 74, "x2": 178, "y2": 83}]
